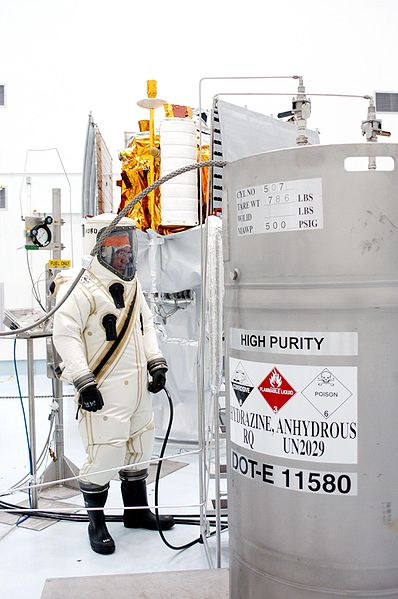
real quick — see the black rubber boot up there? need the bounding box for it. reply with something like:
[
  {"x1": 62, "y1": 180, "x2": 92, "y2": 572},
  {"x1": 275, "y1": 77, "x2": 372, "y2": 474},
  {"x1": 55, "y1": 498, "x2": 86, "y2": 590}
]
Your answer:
[
  {"x1": 120, "y1": 469, "x2": 175, "y2": 531},
  {"x1": 80, "y1": 482, "x2": 115, "y2": 555}
]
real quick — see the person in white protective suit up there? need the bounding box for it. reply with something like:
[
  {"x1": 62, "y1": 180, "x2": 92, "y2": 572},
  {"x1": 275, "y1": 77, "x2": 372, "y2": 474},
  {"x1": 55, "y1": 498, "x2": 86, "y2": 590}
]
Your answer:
[{"x1": 52, "y1": 215, "x2": 174, "y2": 555}]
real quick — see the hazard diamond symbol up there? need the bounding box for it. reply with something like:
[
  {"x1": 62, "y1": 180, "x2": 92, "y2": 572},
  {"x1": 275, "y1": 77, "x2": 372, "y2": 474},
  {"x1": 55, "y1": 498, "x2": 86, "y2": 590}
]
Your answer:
[
  {"x1": 258, "y1": 367, "x2": 296, "y2": 413},
  {"x1": 231, "y1": 362, "x2": 254, "y2": 406},
  {"x1": 301, "y1": 368, "x2": 352, "y2": 419}
]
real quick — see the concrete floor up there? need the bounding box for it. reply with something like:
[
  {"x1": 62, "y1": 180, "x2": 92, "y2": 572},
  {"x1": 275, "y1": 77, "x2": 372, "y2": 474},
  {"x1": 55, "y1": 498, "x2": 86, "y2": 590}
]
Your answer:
[{"x1": 41, "y1": 568, "x2": 229, "y2": 599}]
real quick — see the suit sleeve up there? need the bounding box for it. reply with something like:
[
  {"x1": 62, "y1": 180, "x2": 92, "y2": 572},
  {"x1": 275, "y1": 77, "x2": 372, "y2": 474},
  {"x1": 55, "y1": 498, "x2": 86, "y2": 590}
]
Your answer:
[{"x1": 52, "y1": 283, "x2": 93, "y2": 385}]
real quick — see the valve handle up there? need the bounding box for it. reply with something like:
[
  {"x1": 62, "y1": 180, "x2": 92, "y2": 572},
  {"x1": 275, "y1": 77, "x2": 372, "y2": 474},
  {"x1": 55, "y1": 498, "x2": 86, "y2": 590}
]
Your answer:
[{"x1": 277, "y1": 110, "x2": 294, "y2": 119}]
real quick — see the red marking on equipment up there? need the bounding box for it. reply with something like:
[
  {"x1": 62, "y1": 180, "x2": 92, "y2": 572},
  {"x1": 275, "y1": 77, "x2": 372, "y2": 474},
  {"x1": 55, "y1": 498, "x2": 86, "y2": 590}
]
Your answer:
[
  {"x1": 103, "y1": 234, "x2": 130, "y2": 247},
  {"x1": 258, "y1": 367, "x2": 296, "y2": 413}
]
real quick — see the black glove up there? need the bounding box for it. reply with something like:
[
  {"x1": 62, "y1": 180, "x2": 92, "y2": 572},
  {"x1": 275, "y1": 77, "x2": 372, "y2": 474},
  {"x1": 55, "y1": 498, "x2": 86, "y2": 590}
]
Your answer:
[
  {"x1": 148, "y1": 368, "x2": 167, "y2": 393},
  {"x1": 79, "y1": 385, "x2": 104, "y2": 412}
]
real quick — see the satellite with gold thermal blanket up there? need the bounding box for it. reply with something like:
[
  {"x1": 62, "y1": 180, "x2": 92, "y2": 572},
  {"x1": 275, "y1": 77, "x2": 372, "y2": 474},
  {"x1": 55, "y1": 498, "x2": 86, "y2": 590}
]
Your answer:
[{"x1": 118, "y1": 80, "x2": 209, "y2": 234}]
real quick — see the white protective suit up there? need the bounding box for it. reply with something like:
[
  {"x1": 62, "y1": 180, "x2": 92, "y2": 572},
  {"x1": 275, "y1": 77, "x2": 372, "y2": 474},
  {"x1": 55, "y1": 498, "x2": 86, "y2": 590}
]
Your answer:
[{"x1": 53, "y1": 227, "x2": 165, "y2": 487}]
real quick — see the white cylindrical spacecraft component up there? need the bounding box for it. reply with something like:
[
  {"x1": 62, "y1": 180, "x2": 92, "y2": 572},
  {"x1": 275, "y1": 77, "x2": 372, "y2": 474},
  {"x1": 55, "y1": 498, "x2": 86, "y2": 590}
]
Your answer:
[
  {"x1": 223, "y1": 143, "x2": 398, "y2": 597},
  {"x1": 159, "y1": 117, "x2": 198, "y2": 227}
]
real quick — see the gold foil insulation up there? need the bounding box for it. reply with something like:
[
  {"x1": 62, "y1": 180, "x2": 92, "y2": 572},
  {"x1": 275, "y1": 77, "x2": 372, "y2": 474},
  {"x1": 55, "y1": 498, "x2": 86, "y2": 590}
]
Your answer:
[
  {"x1": 119, "y1": 135, "x2": 161, "y2": 231},
  {"x1": 118, "y1": 101, "x2": 210, "y2": 234},
  {"x1": 198, "y1": 144, "x2": 210, "y2": 218},
  {"x1": 147, "y1": 80, "x2": 157, "y2": 98}
]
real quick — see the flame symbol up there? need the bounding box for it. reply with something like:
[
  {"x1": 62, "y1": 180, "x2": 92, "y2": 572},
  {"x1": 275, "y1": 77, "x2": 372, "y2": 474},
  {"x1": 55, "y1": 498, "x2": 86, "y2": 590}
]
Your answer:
[{"x1": 270, "y1": 369, "x2": 282, "y2": 388}]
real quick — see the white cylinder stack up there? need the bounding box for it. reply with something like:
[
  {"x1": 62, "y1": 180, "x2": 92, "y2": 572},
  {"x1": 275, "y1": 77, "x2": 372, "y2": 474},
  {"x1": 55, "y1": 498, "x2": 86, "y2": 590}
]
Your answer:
[{"x1": 159, "y1": 117, "x2": 198, "y2": 226}]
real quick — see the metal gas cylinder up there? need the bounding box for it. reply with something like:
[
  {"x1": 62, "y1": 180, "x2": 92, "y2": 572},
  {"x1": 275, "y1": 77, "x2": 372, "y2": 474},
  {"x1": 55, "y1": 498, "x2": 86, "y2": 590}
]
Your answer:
[{"x1": 223, "y1": 143, "x2": 398, "y2": 598}]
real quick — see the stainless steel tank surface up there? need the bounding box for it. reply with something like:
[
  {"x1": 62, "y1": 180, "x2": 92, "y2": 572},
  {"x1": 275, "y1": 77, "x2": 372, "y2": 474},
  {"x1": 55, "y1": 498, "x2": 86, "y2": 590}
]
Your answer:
[{"x1": 223, "y1": 144, "x2": 398, "y2": 598}]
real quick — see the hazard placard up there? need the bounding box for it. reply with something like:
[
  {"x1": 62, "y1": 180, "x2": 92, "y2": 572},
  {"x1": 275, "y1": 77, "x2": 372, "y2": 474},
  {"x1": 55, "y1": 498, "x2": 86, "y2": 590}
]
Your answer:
[
  {"x1": 301, "y1": 368, "x2": 352, "y2": 419},
  {"x1": 229, "y1": 357, "x2": 357, "y2": 464},
  {"x1": 231, "y1": 361, "x2": 254, "y2": 406},
  {"x1": 258, "y1": 367, "x2": 296, "y2": 412}
]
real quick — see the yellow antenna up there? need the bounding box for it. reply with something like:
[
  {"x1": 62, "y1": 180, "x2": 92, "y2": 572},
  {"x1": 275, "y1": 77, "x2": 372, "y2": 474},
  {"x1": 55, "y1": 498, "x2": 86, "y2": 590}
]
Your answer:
[{"x1": 137, "y1": 80, "x2": 165, "y2": 218}]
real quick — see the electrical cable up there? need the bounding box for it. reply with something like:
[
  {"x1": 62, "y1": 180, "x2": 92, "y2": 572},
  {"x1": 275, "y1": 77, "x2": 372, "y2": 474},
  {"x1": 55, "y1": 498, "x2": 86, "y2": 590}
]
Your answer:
[
  {"x1": 17, "y1": 151, "x2": 29, "y2": 219},
  {"x1": 8, "y1": 358, "x2": 57, "y2": 496},
  {"x1": 52, "y1": 147, "x2": 75, "y2": 266},
  {"x1": 0, "y1": 494, "x2": 228, "y2": 526},
  {"x1": 13, "y1": 339, "x2": 33, "y2": 508},
  {"x1": 0, "y1": 394, "x2": 74, "y2": 399},
  {"x1": 16, "y1": 147, "x2": 75, "y2": 264},
  {"x1": 153, "y1": 387, "x2": 228, "y2": 551},
  {"x1": 11, "y1": 424, "x2": 54, "y2": 491},
  {"x1": 16, "y1": 515, "x2": 30, "y2": 527},
  {"x1": 25, "y1": 251, "x2": 46, "y2": 312},
  {"x1": 7, "y1": 398, "x2": 56, "y2": 491},
  {"x1": 31, "y1": 270, "x2": 47, "y2": 311}
]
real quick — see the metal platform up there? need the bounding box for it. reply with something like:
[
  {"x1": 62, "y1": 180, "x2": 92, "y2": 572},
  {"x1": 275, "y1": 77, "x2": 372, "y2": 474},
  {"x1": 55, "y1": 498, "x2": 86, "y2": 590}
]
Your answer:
[{"x1": 41, "y1": 568, "x2": 229, "y2": 598}]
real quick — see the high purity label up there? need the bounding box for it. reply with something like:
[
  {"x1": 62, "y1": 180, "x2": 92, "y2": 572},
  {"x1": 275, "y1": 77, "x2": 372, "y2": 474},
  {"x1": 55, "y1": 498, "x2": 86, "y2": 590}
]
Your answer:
[
  {"x1": 229, "y1": 357, "x2": 357, "y2": 464},
  {"x1": 230, "y1": 329, "x2": 358, "y2": 356},
  {"x1": 231, "y1": 449, "x2": 357, "y2": 496},
  {"x1": 235, "y1": 177, "x2": 323, "y2": 236}
]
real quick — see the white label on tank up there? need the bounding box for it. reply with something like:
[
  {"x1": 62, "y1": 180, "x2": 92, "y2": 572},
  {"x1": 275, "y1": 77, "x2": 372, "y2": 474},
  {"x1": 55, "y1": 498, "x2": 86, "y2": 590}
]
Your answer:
[
  {"x1": 230, "y1": 329, "x2": 358, "y2": 356},
  {"x1": 231, "y1": 449, "x2": 358, "y2": 496},
  {"x1": 229, "y1": 357, "x2": 357, "y2": 464},
  {"x1": 235, "y1": 177, "x2": 323, "y2": 236}
]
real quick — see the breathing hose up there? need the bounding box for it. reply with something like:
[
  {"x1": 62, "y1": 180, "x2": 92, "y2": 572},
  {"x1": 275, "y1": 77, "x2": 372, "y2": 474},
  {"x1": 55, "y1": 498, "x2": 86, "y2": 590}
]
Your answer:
[{"x1": 154, "y1": 387, "x2": 228, "y2": 550}]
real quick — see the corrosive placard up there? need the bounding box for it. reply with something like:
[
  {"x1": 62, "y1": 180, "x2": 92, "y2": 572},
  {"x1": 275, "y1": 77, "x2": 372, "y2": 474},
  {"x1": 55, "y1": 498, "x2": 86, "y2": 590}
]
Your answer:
[
  {"x1": 229, "y1": 357, "x2": 357, "y2": 464},
  {"x1": 235, "y1": 177, "x2": 323, "y2": 236}
]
